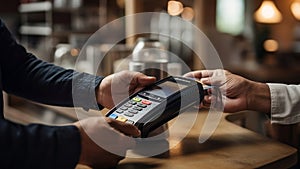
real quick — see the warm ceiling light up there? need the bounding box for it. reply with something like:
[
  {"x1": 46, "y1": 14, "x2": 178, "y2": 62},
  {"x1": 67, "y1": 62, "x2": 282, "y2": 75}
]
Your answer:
[
  {"x1": 291, "y1": 0, "x2": 300, "y2": 20},
  {"x1": 181, "y1": 7, "x2": 195, "y2": 21},
  {"x1": 168, "y1": 1, "x2": 184, "y2": 16},
  {"x1": 254, "y1": 0, "x2": 282, "y2": 24},
  {"x1": 264, "y1": 39, "x2": 279, "y2": 52}
]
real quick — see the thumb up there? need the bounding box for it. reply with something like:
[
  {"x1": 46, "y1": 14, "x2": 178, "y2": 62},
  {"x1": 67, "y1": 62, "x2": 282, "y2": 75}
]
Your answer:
[
  {"x1": 137, "y1": 74, "x2": 156, "y2": 86},
  {"x1": 106, "y1": 118, "x2": 141, "y2": 137},
  {"x1": 200, "y1": 77, "x2": 212, "y2": 85}
]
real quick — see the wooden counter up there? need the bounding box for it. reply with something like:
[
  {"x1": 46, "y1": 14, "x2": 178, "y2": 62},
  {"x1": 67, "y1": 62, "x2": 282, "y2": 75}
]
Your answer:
[{"x1": 76, "y1": 110, "x2": 298, "y2": 169}]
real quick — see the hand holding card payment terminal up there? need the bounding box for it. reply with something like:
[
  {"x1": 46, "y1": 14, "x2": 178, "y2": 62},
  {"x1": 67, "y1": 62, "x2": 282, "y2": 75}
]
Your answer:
[{"x1": 106, "y1": 76, "x2": 204, "y2": 138}]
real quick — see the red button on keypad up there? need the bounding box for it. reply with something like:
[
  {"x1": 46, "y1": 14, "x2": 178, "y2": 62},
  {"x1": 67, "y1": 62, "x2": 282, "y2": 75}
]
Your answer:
[{"x1": 142, "y1": 100, "x2": 152, "y2": 105}]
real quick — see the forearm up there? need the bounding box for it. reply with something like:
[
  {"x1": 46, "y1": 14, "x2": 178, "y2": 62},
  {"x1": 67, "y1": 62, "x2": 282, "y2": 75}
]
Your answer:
[
  {"x1": 247, "y1": 81, "x2": 271, "y2": 114},
  {"x1": 0, "y1": 118, "x2": 80, "y2": 169},
  {"x1": 0, "y1": 19, "x2": 104, "y2": 109},
  {"x1": 2, "y1": 53, "x2": 103, "y2": 109},
  {"x1": 247, "y1": 81, "x2": 300, "y2": 124}
]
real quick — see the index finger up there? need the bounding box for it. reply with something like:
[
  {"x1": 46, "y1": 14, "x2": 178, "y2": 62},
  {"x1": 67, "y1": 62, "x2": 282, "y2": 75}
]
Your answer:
[{"x1": 183, "y1": 70, "x2": 214, "y2": 79}]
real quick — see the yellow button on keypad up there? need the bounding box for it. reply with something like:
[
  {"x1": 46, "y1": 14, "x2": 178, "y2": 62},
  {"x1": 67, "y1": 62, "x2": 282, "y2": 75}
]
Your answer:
[
  {"x1": 116, "y1": 116, "x2": 127, "y2": 123},
  {"x1": 132, "y1": 97, "x2": 142, "y2": 102}
]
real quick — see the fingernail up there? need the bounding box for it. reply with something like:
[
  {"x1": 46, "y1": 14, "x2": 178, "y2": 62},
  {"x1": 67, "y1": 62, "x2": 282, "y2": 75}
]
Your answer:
[
  {"x1": 142, "y1": 76, "x2": 156, "y2": 81},
  {"x1": 136, "y1": 130, "x2": 141, "y2": 137},
  {"x1": 146, "y1": 76, "x2": 156, "y2": 79}
]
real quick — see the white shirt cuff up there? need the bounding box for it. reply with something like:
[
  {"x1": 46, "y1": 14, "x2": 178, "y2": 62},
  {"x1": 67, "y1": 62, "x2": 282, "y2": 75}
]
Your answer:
[{"x1": 267, "y1": 83, "x2": 300, "y2": 124}]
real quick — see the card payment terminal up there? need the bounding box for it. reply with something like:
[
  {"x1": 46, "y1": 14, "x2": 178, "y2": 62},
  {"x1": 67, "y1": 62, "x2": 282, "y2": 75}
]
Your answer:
[{"x1": 106, "y1": 76, "x2": 204, "y2": 137}]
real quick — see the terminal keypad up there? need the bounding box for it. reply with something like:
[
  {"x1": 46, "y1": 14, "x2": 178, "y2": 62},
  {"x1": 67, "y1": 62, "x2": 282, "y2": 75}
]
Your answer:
[{"x1": 108, "y1": 97, "x2": 152, "y2": 124}]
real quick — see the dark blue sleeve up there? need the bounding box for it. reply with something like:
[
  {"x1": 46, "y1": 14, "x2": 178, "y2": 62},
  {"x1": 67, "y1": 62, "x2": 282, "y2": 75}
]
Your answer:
[
  {"x1": 0, "y1": 119, "x2": 81, "y2": 169},
  {"x1": 0, "y1": 19, "x2": 104, "y2": 110},
  {"x1": 0, "y1": 19, "x2": 104, "y2": 168}
]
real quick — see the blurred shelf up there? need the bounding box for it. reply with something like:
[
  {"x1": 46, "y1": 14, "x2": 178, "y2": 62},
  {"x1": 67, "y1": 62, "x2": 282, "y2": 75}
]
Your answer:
[
  {"x1": 19, "y1": 1, "x2": 52, "y2": 13},
  {"x1": 52, "y1": 8, "x2": 78, "y2": 13},
  {"x1": 20, "y1": 25, "x2": 52, "y2": 36},
  {"x1": 18, "y1": 0, "x2": 104, "y2": 49},
  {"x1": 52, "y1": 30, "x2": 97, "y2": 37},
  {"x1": 52, "y1": 6, "x2": 99, "y2": 13}
]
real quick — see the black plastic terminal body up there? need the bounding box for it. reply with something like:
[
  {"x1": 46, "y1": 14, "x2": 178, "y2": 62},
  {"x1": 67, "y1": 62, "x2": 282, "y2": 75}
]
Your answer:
[{"x1": 106, "y1": 76, "x2": 205, "y2": 138}]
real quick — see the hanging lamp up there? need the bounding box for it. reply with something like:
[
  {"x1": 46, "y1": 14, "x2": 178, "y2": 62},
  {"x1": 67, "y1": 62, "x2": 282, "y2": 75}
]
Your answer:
[{"x1": 254, "y1": 0, "x2": 282, "y2": 24}]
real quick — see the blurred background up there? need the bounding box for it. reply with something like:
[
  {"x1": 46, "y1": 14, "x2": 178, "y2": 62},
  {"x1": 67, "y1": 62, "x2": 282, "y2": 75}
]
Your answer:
[
  {"x1": 2, "y1": 0, "x2": 300, "y2": 81},
  {"x1": 1, "y1": 0, "x2": 300, "y2": 162}
]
